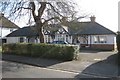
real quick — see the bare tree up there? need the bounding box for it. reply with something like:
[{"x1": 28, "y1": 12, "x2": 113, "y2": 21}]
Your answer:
[{"x1": 0, "y1": 0, "x2": 85, "y2": 43}]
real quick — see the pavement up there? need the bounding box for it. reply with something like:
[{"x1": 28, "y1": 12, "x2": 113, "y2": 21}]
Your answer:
[{"x1": 2, "y1": 50, "x2": 119, "y2": 78}]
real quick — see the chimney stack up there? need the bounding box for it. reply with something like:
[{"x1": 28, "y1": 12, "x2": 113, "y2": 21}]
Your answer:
[
  {"x1": 90, "y1": 16, "x2": 96, "y2": 22},
  {"x1": 61, "y1": 17, "x2": 68, "y2": 25},
  {"x1": 0, "y1": 13, "x2": 4, "y2": 17}
]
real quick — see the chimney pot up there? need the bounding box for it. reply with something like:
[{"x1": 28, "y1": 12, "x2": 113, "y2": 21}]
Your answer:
[
  {"x1": 90, "y1": 16, "x2": 96, "y2": 22},
  {"x1": 0, "y1": 13, "x2": 4, "y2": 17}
]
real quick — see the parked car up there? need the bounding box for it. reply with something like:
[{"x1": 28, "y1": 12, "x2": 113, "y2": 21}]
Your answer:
[
  {"x1": 51, "y1": 41, "x2": 69, "y2": 44},
  {"x1": 50, "y1": 41, "x2": 80, "y2": 51}
]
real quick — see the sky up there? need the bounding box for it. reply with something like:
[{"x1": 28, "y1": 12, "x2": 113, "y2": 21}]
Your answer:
[
  {"x1": 75, "y1": 0, "x2": 119, "y2": 32},
  {"x1": 15, "y1": 0, "x2": 119, "y2": 32},
  {"x1": 1, "y1": 0, "x2": 120, "y2": 37}
]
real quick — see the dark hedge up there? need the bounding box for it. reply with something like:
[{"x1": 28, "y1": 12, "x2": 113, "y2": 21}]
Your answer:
[{"x1": 3, "y1": 43, "x2": 79, "y2": 61}]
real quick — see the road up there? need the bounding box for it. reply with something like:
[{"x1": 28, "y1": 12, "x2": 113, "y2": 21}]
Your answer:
[
  {"x1": 2, "y1": 60, "x2": 76, "y2": 78},
  {"x1": 1, "y1": 51, "x2": 118, "y2": 78},
  {"x1": 2, "y1": 61, "x2": 102, "y2": 78}
]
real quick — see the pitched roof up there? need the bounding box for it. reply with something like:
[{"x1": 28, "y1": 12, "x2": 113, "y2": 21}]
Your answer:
[
  {"x1": 0, "y1": 14, "x2": 19, "y2": 28},
  {"x1": 6, "y1": 21, "x2": 116, "y2": 37},
  {"x1": 6, "y1": 26, "x2": 38, "y2": 37},
  {"x1": 43, "y1": 24, "x2": 68, "y2": 35},
  {"x1": 66, "y1": 21, "x2": 116, "y2": 35},
  {"x1": 44, "y1": 24, "x2": 62, "y2": 33}
]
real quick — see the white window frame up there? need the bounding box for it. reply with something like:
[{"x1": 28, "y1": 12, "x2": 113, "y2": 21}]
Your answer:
[{"x1": 94, "y1": 35, "x2": 107, "y2": 43}]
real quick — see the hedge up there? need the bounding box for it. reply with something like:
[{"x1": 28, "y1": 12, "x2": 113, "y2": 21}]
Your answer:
[
  {"x1": 116, "y1": 32, "x2": 120, "y2": 65},
  {"x1": 116, "y1": 33, "x2": 120, "y2": 53},
  {"x1": 2, "y1": 43, "x2": 79, "y2": 61}
]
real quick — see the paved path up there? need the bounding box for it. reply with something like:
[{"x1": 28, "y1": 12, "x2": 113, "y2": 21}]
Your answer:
[{"x1": 2, "y1": 51, "x2": 119, "y2": 78}]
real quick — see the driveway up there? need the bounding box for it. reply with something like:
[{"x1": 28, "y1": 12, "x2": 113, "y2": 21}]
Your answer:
[{"x1": 78, "y1": 50, "x2": 117, "y2": 62}]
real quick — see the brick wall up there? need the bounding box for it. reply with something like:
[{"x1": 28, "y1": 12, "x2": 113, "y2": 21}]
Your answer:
[
  {"x1": 91, "y1": 44, "x2": 114, "y2": 50},
  {"x1": 81, "y1": 44, "x2": 114, "y2": 50}
]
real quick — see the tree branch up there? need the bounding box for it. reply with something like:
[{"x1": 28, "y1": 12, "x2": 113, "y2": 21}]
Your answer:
[
  {"x1": 76, "y1": 15, "x2": 87, "y2": 20},
  {"x1": 46, "y1": 2, "x2": 63, "y2": 17},
  {"x1": 29, "y1": 2, "x2": 37, "y2": 21},
  {"x1": 43, "y1": 17, "x2": 61, "y2": 25},
  {"x1": 18, "y1": 7, "x2": 32, "y2": 10},
  {"x1": 38, "y1": 2, "x2": 47, "y2": 18}
]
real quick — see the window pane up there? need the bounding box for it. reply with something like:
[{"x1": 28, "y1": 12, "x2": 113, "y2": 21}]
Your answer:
[
  {"x1": 20, "y1": 37, "x2": 24, "y2": 42},
  {"x1": 94, "y1": 36, "x2": 107, "y2": 43},
  {"x1": 94, "y1": 36, "x2": 98, "y2": 43},
  {"x1": 99, "y1": 36, "x2": 107, "y2": 43}
]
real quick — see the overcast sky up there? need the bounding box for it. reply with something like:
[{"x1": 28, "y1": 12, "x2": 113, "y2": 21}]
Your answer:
[
  {"x1": 15, "y1": 0, "x2": 119, "y2": 32},
  {"x1": 16, "y1": 0, "x2": 119, "y2": 32},
  {"x1": 75, "y1": 0, "x2": 119, "y2": 32}
]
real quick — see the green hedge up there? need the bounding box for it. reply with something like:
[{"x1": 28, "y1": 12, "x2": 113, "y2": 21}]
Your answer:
[
  {"x1": 116, "y1": 32, "x2": 120, "y2": 65},
  {"x1": 2, "y1": 43, "x2": 79, "y2": 61},
  {"x1": 116, "y1": 33, "x2": 120, "y2": 53}
]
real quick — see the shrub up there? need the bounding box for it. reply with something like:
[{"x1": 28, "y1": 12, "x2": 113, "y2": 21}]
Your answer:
[
  {"x1": 3, "y1": 43, "x2": 79, "y2": 61},
  {"x1": 2, "y1": 43, "x2": 16, "y2": 54},
  {"x1": 116, "y1": 32, "x2": 120, "y2": 65},
  {"x1": 116, "y1": 32, "x2": 120, "y2": 53}
]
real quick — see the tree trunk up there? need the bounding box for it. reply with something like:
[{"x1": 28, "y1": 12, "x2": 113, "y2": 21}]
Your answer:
[
  {"x1": 35, "y1": 21, "x2": 44, "y2": 43},
  {"x1": 39, "y1": 27, "x2": 44, "y2": 43},
  {"x1": 36, "y1": 22, "x2": 44, "y2": 43}
]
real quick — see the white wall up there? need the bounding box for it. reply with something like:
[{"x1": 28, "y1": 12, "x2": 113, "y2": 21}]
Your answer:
[
  {"x1": 90, "y1": 35, "x2": 116, "y2": 44},
  {"x1": 106, "y1": 35, "x2": 116, "y2": 44},
  {"x1": 7, "y1": 37, "x2": 19, "y2": 43},
  {"x1": 7, "y1": 36, "x2": 55, "y2": 44}
]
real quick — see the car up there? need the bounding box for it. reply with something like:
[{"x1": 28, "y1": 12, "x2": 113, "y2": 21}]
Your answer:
[
  {"x1": 50, "y1": 41, "x2": 80, "y2": 50},
  {"x1": 51, "y1": 41, "x2": 69, "y2": 44}
]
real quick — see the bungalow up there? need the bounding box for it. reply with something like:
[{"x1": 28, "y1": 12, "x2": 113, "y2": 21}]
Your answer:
[
  {"x1": 64, "y1": 16, "x2": 116, "y2": 50},
  {"x1": 6, "y1": 26, "x2": 39, "y2": 43},
  {"x1": 0, "y1": 13, "x2": 19, "y2": 44},
  {"x1": 6, "y1": 16, "x2": 116, "y2": 50}
]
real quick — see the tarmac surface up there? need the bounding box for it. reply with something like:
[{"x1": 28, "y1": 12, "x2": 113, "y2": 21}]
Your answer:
[{"x1": 2, "y1": 50, "x2": 119, "y2": 78}]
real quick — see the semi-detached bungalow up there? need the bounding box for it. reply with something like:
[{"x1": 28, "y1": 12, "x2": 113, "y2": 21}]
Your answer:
[{"x1": 6, "y1": 16, "x2": 116, "y2": 50}]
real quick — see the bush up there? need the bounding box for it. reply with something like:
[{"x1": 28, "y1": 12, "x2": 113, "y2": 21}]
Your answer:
[
  {"x1": 2, "y1": 43, "x2": 79, "y2": 61},
  {"x1": 116, "y1": 32, "x2": 120, "y2": 65},
  {"x1": 116, "y1": 32, "x2": 120, "y2": 53}
]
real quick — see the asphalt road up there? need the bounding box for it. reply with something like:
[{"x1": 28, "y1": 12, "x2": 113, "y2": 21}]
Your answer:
[
  {"x1": 1, "y1": 51, "x2": 118, "y2": 78},
  {"x1": 2, "y1": 61, "x2": 103, "y2": 78},
  {"x1": 2, "y1": 60, "x2": 76, "y2": 78}
]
